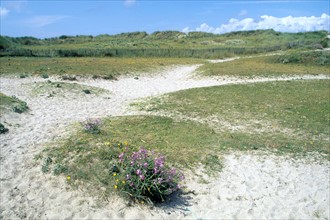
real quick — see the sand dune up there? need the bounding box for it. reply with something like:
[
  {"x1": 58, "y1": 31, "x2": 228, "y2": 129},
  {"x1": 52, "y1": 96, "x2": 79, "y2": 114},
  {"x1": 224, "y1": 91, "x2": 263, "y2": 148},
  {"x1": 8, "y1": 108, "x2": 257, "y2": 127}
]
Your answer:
[{"x1": 0, "y1": 64, "x2": 329, "y2": 219}]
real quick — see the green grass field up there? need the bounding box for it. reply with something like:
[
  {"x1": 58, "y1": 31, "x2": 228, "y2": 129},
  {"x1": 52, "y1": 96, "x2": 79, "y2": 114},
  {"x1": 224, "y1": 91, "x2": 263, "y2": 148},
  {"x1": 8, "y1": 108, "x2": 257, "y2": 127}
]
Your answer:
[
  {"x1": 198, "y1": 51, "x2": 330, "y2": 77},
  {"x1": 0, "y1": 57, "x2": 203, "y2": 78},
  {"x1": 136, "y1": 80, "x2": 330, "y2": 155}
]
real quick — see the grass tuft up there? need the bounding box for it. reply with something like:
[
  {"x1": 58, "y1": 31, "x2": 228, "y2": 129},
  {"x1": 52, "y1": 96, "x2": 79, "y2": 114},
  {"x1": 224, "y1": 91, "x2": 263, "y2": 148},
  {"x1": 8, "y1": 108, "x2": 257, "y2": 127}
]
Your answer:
[{"x1": 0, "y1": 93, "x2": 29, "y2": 114}]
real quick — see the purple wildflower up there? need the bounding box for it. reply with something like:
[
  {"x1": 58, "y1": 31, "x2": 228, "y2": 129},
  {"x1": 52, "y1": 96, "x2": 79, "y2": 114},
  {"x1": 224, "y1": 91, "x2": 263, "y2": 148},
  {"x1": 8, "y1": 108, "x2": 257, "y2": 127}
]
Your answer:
[
  {"x1": 154, "y1": 156, "x2": 165, "y2": 168},
  {"x1": 118, "y1": 152, "x2": 125, "y2": 162},
  {"x1": 136, "y1": 169, "x2": 142, "y2": 175}
]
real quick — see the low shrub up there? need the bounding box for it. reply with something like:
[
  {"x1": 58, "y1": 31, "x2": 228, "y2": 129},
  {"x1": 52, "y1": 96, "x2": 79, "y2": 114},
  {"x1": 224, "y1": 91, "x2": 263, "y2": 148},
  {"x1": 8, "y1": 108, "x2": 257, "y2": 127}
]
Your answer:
[
  {"x1": 114, "y1": 147, "x2": 184, "y2": 204},
  {"x1": 82, "y1": 89, "x2": 91, "y2": 94},
  {"x1": 11, "y1": 96, "x2": 28, "y2": 113},
  {"x1": 0, "y1": 123, "x2": 9, "y2": 134},
  {"x1": 275, "y1": 51, "x2": 330, "y2": 66},
  {"x1": 80, "y1": 118, "x2": 102, "y2": 134}
]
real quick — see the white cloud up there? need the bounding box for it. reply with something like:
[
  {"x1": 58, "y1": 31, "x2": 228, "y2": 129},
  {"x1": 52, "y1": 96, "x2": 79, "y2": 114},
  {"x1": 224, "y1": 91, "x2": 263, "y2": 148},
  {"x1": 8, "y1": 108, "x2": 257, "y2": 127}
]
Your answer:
[
  {"x1": 25, "y1": 15, "x2": 69, "y2": 28},
  {"x1": 0, "y1": 7, "x2": 10, "y2": 18},
  {"x1": 183, "y1": 13, "x2": 330, "y2": 34},
  {"x1": 124, "y1": 0, "x2": 136, "y2": 7}
]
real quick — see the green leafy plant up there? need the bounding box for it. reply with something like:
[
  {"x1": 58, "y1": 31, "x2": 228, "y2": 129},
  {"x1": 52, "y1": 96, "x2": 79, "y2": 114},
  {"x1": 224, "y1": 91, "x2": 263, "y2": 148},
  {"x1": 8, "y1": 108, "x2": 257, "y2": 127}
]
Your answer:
[{"x1": 114, "y1": 147, "x2": 184, "y2": 204}]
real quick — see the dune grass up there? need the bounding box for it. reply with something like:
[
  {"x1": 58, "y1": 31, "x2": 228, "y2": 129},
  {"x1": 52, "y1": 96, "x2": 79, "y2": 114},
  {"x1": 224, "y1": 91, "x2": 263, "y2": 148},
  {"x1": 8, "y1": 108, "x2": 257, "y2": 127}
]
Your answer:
[
  {"x1": 136, "y1": 80, "x2": 330, "y2": 156},
  {"x1": 0, "y1": 57, "x2": 203, "y2": 78},
  {"x1": 198, "y1": 52, "x2": 330, "y2": 77},
  {"x1": 0, "y1": 92, "x2": 29, "y2": 115},
  {"x1": 40, "y1": 115, "x2": 223, "y2": 171},
  {"x1": 2, "y1": 30, "x2": 327, "y2": 58}
]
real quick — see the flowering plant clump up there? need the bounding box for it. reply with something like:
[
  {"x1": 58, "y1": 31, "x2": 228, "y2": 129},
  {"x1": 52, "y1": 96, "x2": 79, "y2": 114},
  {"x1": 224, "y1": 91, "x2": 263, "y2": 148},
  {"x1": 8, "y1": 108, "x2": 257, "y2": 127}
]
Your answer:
[
  {"x1": 81, "y1": 118, "x2": 102, "y2": 134},
  {"x1": 114, "y1": 147, "x2": 184, "y2": 204}
]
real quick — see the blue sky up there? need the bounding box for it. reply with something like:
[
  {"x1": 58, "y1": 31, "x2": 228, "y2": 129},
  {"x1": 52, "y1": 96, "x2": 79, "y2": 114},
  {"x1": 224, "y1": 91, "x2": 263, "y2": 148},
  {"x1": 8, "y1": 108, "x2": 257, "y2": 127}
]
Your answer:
[{"x1": 0, "y1": 0, "x2": 329, "y2": 38}]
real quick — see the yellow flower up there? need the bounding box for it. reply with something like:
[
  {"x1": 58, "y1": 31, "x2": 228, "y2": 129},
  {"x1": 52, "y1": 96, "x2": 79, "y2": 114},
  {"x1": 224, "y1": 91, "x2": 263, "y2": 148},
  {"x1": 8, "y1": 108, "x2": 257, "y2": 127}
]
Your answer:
[
  {"x1": 116, "y1": 179, "x2": 119, "y2": 182},
  {"x1": 104, "y1": 142, "x2": 110, "y2": 146},
  {"x1": 118, "y1": 143, "x2": 121, "y2": 147},
  {"x1": 122, "y1": 180, "x2": 126, "y2": 184},
  {"x1": 147, "y1": 187, "x2": 150, "y2": 192},
  {"x1": 67, "y1": 176, "x2": 71, "y2": 181},
  {"x1": 124, "y1": 141, "x2": 128, "y2": 146},
  {"x1": 114, "y1": 185, "x2": 118, "y2": 189},
  {"x1": 113, "y1": 173, "x2": 117, "y2": 177}
]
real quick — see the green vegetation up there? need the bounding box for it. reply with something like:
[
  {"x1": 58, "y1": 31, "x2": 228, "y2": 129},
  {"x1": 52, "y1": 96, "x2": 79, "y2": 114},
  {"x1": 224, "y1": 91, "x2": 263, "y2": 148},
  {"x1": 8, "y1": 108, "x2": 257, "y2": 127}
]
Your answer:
[
  {"x1": 0, "y1": 123, "x2": 9, "y2": 134},
  {"x1": 0, "y1": 93, "x2": 29, "y2": 115},
  {"x1": 198, "y1": 51, "x2": 330, "y2": 77},
  {"x1": 0, "y1": 57, "x2": 202, "y2": 77},
  {"x1": 137, "y1": 80, "x2": 330, "y2": 155},
  {"x1": 1, "y1": 30, "x2": 328, "y2": 58},
  {"x1": 38, "y1": 115, "x2": 223, "y2": 202},
  {"x1": 114, "y1": 147, "x2": 184, "y2": 204},
  {"x1": 28, "y1": 81, "x2": 109, "y2": 97},
  {"x1": 274, "y1": 50, "x2": 330, "y2": 66}
]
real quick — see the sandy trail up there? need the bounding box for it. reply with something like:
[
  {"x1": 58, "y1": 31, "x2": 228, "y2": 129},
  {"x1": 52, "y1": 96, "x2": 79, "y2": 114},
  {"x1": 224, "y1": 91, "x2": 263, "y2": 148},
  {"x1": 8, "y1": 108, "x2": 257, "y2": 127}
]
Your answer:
[{"x1": 0, "y1": 63, "x2": 329, "y2": 219}]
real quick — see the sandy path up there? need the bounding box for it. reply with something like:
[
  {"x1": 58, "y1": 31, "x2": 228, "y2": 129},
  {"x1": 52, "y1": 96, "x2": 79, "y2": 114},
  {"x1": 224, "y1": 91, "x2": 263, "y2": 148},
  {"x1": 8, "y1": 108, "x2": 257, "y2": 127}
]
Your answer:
[{"x1": 0, "y1": 64, "x2": 329, "y2": 219}]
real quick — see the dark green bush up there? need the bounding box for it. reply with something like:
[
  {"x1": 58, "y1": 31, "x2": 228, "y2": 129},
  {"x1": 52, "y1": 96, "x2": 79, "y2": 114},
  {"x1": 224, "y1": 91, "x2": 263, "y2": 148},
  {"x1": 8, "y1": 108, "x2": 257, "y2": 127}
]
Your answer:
[
  {"x1": 82, "y1": 89, "x2": 91, "y2": 94},
  {"x1": 0, "y1": 123, "x2": 9, "y2": 134}
]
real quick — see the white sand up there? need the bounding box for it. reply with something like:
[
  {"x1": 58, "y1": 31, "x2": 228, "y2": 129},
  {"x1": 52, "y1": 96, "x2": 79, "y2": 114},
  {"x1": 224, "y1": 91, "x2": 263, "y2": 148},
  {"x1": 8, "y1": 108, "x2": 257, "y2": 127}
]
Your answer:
[{"x1": 0, "y1": 62, "x2": 329, "y2": 219}]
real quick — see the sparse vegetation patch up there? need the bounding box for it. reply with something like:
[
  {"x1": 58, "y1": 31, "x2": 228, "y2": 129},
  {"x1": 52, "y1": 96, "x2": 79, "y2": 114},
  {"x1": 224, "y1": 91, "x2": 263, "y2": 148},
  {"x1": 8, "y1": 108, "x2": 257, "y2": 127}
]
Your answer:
[
  {"x1": 0, "y1": 93, "x2": 29, "y2": 114},
  {"x1": 28, "y1": 81, "x2": 109, "y2": 97}
]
